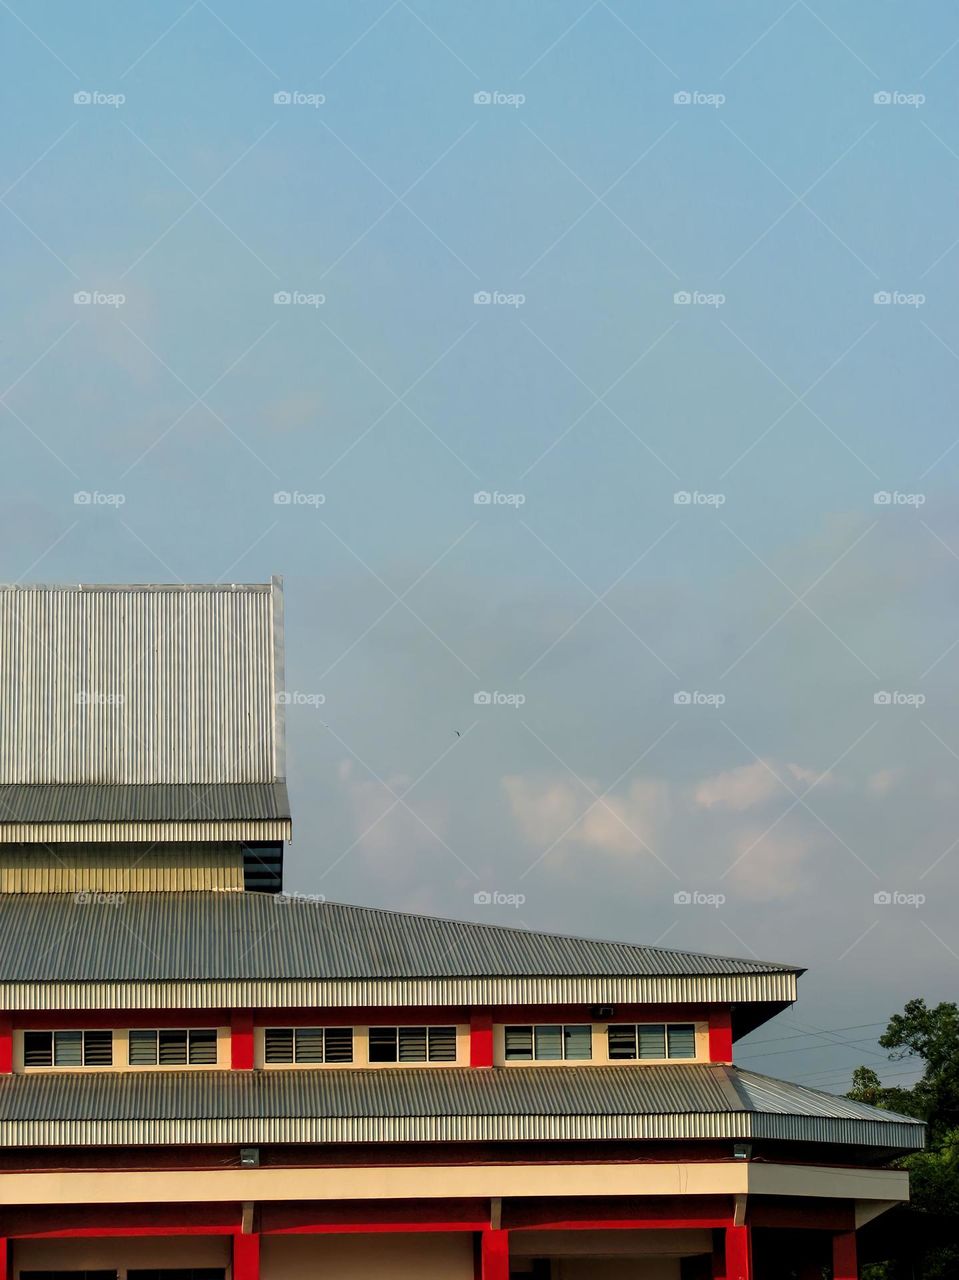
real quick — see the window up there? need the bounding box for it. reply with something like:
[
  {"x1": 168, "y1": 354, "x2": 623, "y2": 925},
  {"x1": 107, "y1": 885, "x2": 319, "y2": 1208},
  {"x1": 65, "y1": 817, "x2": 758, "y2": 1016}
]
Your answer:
[
  {"x1": 367, "y1": 1026, "x2": 457, "y2": 1063},
  {"x1": 22, "y1": 1272, "x2": 117, "y2": 1279},
  {"x1": 22, "y1": 1030, "x2": 112, "y2": 1068},
  {"x1": 607, "y1": 1022, "x2": 697, "y2": 1061},
  {"x1": 264, "y1": 1027, "x2": 353, "y2": 1064},
  {"x1": 504, "y1": 1025, "x2": 592, "y2": 1061},
  {"x1": 128, "y1": 1028, "x2": 218, "y2": 1066}
]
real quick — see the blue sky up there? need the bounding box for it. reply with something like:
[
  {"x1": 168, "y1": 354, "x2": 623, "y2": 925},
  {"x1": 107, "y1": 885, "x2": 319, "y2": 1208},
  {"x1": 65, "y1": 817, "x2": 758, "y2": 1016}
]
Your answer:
[{"x1": 2, "y1": 0, "x2": 959, "y2": 1091}]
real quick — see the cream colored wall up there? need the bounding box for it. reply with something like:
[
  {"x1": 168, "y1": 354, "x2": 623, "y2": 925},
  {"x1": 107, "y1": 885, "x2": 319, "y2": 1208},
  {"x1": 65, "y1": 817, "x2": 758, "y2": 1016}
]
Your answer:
[
  {"x1": 492, "y1": 1021, "x2": 709, "y2": 1066},
  {"x1": 14, "y1": 1025, "x2": 230, "y2": 1073},
  {"x1": 254, "y1": 1023, "x2": 470, "y2": 1069},
  {"x1": 261, "y1": 1231, "x2": 474, "y2": 1280},
  {"x1": 14, "y1": 1233, "x2": 230, "y2": 1277}
]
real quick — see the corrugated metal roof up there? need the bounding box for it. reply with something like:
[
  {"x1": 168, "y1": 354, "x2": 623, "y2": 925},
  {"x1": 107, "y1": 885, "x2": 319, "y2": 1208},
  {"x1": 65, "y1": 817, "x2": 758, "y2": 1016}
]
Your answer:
[
  {"x1": 0, "y1": 892, "x2": 800, "y2": 985},
  {"x1": 0, "y1": 581, "x2": 283, "y2": 786},
  {"x1": 0, "y1": 1066, "x2": 924, "y2": 1150},
  {"x1": 0, "y1": 783, "x2": 290, "y2": 823}
]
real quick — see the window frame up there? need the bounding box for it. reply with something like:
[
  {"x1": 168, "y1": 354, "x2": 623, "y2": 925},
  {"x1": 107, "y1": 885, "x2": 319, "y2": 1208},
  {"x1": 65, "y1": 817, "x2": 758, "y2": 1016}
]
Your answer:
[
  {"x1": 606, "y1": 1020, "x2": 699, "y2": 1062},
  {"x1": 502, "y1": 1023, "x2": 594, "y2": 1063},
  {"x1": 20, "y1": 1029, "x2": 114, "y2": 1070},
  {"x1": 126, "y1": 1027, "x2": 221, "y2": 1068},
  {"x1": 367, "y1": 1024, "x2": 459, "y2": 1065},
  {"x1": 263, "y1": 1025, "x2": 355, "y2": 1065}
]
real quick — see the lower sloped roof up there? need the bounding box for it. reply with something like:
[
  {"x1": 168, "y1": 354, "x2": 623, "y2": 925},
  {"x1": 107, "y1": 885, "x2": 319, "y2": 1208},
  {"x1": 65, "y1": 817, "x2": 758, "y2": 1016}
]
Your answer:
[{"x1": 0, "y1": 1065, "x2": 924, "y2": 1151}]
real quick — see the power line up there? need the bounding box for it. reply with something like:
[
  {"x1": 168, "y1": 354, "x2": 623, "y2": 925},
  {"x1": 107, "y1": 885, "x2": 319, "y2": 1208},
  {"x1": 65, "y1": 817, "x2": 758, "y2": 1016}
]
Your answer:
[
  {"x1": 739, "y1": 1021, "x2": 886, "y2": 1048},
  {"x1": 738, "y1": 1034, "x2": 885, "y2": 1061}
]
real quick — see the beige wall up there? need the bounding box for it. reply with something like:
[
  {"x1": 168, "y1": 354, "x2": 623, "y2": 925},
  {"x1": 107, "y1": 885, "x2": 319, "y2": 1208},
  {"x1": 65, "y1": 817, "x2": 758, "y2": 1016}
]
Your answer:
[
  {"x1": 14, "y1": 1233, "x2": 230, "y2": 1277},
  {"x1": 261, "y1": 1232, "x2": 474, "y2": 1280}
]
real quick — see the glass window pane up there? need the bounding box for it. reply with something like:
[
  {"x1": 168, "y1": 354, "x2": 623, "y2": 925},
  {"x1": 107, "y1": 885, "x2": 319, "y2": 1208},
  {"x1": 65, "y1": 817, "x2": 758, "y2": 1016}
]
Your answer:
[
  {"x1": 324, "y1": 1028, "x2": 353, "y2": 1063},
  {"x1": 23, "y1": 1031, "x2": 53, "y2": 1067},
  {"x1": 128, "y1": 1029, "x2": 157, "y2": 1065},
  {"x1": 368, "y1": 1027, "x2": 397, "y2": 1062},
  {"x1": 607, "y1": 1025, "x2": 637, "y2": 1059},
  {"x1": 294, "y1": 1028, "x2": 325, "y2": 1063},
  {"x1": 667, "y1": 1023, "x2": 696, "y2": 1059},
  {"x1": 637, "y1": 1024, "x2": 667, "y2": 1059},
  {"x1": 534, "y1": 1025, "x2": 563, "y2": 1060},
  {"x1": 427, "y1": 1026, "x2": 457, "y2": 1062},
  {"x1": 188, "y1": 1030, "x2": 217, "y2": 1065},
  {"x1": 83, "y1": 1031, "x2": 113, "y2": 1066},
  {"x1": 265, "y1": 1028, "x2": 294, "y2": 1063},
  {"x1": 504, "y1": 1026, "x2": 533, "y2": 1060},
  {"x1": 398, "y1": 1026, "x2": 427, "y2": 1062},
  {"x1": 564, "y1": 1025, "x2": 592, "y2": 1060},
  {"x1": 158, "y1": 1030, "x2": 188, "y2": 1065},
  {"x1": 53, "y1": 1030, "x2": 83, "y2": 1066}
]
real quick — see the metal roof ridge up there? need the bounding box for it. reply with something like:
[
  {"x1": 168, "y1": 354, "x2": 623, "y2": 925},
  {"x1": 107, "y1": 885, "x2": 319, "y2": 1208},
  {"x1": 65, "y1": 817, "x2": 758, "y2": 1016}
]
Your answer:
[{"x1": 734, "y1": 1067, "x2": 927, "y2": 1127}]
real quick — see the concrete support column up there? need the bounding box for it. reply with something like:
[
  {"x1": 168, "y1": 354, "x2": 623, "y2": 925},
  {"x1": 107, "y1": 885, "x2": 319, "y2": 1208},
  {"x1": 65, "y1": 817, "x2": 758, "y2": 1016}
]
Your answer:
[
  {"x1": 231, "y1": 1010, "x2": 255, "y2": 1070},
  {"x1": 723, "y1": 1225, "x2": 753, "y2": 1280},
  {"x1": 470, "y1": 1009, "x2": 494, "y2": 1067},
  {"x1": 833, "y1": 1230, "x2": 858, "y2": 1280},
  {"x1": 480, "y1": 1228, "x2": 510, "y2": 1280},
  {"x1": 233, "y1": 1231, "x2": 260, "y2": 1280}
]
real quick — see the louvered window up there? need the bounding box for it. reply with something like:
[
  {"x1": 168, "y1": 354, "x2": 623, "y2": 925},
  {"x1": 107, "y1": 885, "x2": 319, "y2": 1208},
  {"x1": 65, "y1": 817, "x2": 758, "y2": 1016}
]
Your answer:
[
  {"x1": 505, "y1": 1025, "x2": 592, "y2": 1061},
  {"x1": 264, "y1": 1027, "x2": 354, "y2": 1064},
  {"x1": 607, "y1": 1022, "x2": 697, "y2": 1061},
  {"x1": 22, "y1": 1030, "x2": 113, "y2": 1068},
  {"x1": 368, "y1": 1026, "x2": 457, "y2": 1063},
  {"x1": 128, "y1": 1029, "x2": 218, "y2": 1066},
  {"x1": 22, "y1": 1272, "x2": 118, "y2": 1279}
]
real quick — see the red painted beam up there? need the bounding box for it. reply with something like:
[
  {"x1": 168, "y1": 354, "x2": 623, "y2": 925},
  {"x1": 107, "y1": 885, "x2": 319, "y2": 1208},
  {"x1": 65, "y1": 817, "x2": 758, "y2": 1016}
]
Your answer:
[
  {"x1": 480, "y1": 1229, "x2": 509, "y2": 1280},
  {"x1": 709, "y1": 1010, "x2": 733, "y2": 1063},
  {"x1": 833, "y1": 1230, "x2": 857, "y2": 1280},
  {"x1": 231, "y1": 1010, "x2": 255, "y2": 1070},
  {"x1": 724, "y1": 1225, "x2": 753, "y2": 1280},
  {"x1": 0, "y1": 1204, "x2": 240, "y2": 1238},
  {"x1": 0, "y1": 1019, "x2": 11, "y2": 1075},
  {"x1": 261, "y1": 1200, "x2": 489, "y2": 1235},
  {"x1": 233, "y1": 1231, "x2": 260, "y2": 1280},
  {"x1": 505, "y1": 1196, "x2": 733, "y2": 1232},
  {"x1": 470, "y1": 1010, "x2": 493, "y2": 1068}
]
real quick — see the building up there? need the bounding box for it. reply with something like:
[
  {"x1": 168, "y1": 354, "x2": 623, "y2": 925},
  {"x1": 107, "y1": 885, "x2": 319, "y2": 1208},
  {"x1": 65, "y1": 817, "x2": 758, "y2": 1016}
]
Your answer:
[{"x1": 0, "y1": 581, "x2": 922, "y2": 1280}]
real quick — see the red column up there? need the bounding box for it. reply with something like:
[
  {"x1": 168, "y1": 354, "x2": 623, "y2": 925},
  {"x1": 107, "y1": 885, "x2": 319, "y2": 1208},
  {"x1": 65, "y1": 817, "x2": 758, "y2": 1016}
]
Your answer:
[
  {"x1": 470, "y1": 1009, "x2": 494, "y2": 1067},
  {"x1": 231, "y1": 1010, "x2": 255, "y2": 1070},
  {"x1": 480, "y1": 1229, "x2": 509, "y2": 1279},
  {"x1": 0, "y1": 1018, "x2": 12, "y2": 1074},
  {"x1": 833, "y1": 1230, "x2": 857, "y2": 1280},
  {"x1": 708, "y1": 1009, "x2": 733, "y2": 1063},
  {"x1": 724, "y1": 1225, "x2": 752, "y2": 1280},
  {"x1": 233, "y1": 1231, "x2": 260, "y2": 1280}
]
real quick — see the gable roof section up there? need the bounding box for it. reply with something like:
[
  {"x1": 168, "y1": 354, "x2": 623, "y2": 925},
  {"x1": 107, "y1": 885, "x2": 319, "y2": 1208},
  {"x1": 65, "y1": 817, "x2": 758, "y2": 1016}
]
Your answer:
[
  {"x1": 0, "y1": 892, "x2": 801, "y2": 1010},
  {"x1": 0, "y1": 1064, "x2": 923, "y2": 1151},
  {"x1": 0, "y1": 581, "x2": 287, "y2": 841}
]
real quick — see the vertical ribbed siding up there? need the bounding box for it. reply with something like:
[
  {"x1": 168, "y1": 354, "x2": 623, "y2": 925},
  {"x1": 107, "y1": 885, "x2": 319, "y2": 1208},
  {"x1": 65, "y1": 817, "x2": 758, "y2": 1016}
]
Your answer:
[
  {"x1": 0, "y1": 847, "x2": 245, "y2": 892},
  {"x1": 0, "y1": 585, "x2": 278, "y2": 783}
]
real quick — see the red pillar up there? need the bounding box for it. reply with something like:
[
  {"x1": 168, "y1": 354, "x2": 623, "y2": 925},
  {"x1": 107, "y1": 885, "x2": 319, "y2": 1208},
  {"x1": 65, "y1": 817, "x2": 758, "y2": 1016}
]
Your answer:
[
  {"x1": 708, "y1": 1009, "x2": 733, "y2": 1063},
  {"x1": 233, "y1": 1231, "x2": 259, "y2": 1280},
  {"x1": 0, "y1": 1018, "x2": 12, "y2": 1074},
  {"x1": 480, "y1": 1229, "x2": 509, "y2": 1279},
  {"x1": 470, "y1": 1009, "x2": 494, "y2": 1067},
  {"x1": 833, "y1": 1230, "x2": 857, "y2": 1280},
  {"x1": 724, "y1": 1225, "x2": 752, "y2": 1280},
  {"x1": 231, "y1": 1010, "x2": 255, "y2": 1070},
  {"x1": 0, "y1": 1237, "x2": 8, "y2": 1280}
]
